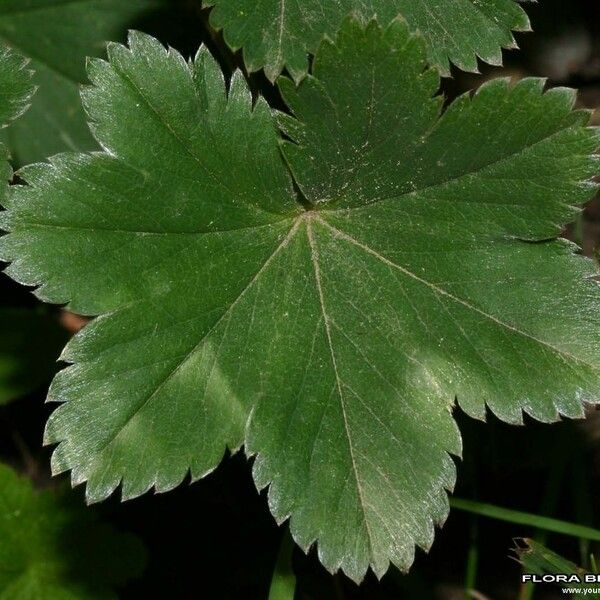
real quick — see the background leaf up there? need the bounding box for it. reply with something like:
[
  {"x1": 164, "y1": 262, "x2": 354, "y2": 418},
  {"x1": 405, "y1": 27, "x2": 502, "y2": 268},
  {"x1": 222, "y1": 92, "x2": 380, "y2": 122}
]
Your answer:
[
  {"x1": 206, "y1": 0, "x2": 531, "y2": 80},
  {"x1": 0, "y1": 0, "x2": 170, "y2": 165},
  {"x1": 0, "y1": 43, "x2": 34, "y2": 128},
  {"x1": 0, "y1": 43, "x2": 66, "y2": 407},
  {"x1": 0, "y1": 41, "x2": 34, "y2": 197},
  {"x1": 0, "y1": 462, "x2": 146, "y2": 599}
]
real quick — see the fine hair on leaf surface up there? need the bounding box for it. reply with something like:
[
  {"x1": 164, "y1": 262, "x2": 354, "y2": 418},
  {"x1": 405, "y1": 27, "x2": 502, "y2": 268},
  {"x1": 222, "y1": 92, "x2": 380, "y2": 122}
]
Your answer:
[{"x1": 1, "y1": 14, "x2": 600, "y2": 584}]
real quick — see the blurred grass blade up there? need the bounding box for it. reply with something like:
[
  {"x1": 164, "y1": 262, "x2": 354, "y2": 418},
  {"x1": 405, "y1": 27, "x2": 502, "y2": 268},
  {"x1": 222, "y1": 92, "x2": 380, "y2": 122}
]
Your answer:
[{"x1": 451, "y1": 498, "x2": 600, "y2": 541}]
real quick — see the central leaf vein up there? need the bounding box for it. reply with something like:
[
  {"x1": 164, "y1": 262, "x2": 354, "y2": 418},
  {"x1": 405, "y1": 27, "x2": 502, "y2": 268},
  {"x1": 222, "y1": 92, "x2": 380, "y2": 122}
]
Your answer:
[{"x1": 306, "y1": 218, "x2": 375, "y2": 553}]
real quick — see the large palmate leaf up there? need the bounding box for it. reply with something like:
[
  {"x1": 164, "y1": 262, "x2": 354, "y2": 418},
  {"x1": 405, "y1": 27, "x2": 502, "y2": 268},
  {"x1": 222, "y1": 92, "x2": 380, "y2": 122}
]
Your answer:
[
  {"x1": 206, "y1": 0, "x2": 531, "y2": 80},
  {"x1": 0, "y1": 0, "x2": 168, "y2": 165},
  {"x1": 0, "y1": 463, "x2": 145, "y2": 599},
  {"x1": 1, "y1": 18, "x2": 599, "y2": 582}
]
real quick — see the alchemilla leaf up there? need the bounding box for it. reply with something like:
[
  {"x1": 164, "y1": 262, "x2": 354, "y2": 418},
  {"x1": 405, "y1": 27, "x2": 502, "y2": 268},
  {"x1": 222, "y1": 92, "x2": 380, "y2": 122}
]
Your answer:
[
  {"x1": 0, "y1": 42, "x2": 34, "y2": 207},
  {"x1": 206, "y1": 0, "x2": 530, "y2": 80},
  {"x1": 0, "y1": 46, "x2": 69, "y2": 408},
  {"x1": 0, "y1": 0, "x2": 168, "y2": 164},
  {"x1": 0, "y1": 463, "x2": 145, "y2": 598},
  {"x1": 1, "y1": 18, "x2": 599, "y2": 582},
  {"x1": 0, "y1": 44, "x2": 34, "y2": 129}
]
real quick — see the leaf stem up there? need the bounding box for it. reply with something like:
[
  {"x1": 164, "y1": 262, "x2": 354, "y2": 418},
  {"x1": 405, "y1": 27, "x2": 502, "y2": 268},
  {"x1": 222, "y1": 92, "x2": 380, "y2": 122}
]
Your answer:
[{"x1": 268, "y1": 527, "x2": 296, "y2": 600}]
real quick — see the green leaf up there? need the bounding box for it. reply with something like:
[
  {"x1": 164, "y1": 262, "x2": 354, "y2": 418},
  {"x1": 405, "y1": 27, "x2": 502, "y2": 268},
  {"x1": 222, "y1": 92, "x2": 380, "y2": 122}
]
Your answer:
[
  {"x1": 514, "y1": 539, "x2": 600, "y2": 600},
  {"x1": 0, "y1": 308, "x2": 68, "y2": 405},
  {"x1": 0, "y1": 42, "x2": 34, "y2": 198},
  {"x1": 0, "y1": 463, "x2": 146, "y2": 599},
  {"x1": 0, "y1": 44, "x2": 34, "y2": 128},
  {"x1": 0, "y1": 45, "x2": 30, "y2": 228},
  {"x1": 0, "y1": 0, "x2": 168, "y2": 165},
  {"x1": 515, "y1": 538, "x2": 584, "y2": 575},
  {"x1": 0, "y1": 46, "x2": 65, "y2": 406},
  {"x1": 206, "y1": 0, "x2": 531, "y2": 80},
  {"x1": 1, "y1": 18, "x2": 599, "y2": 582}
]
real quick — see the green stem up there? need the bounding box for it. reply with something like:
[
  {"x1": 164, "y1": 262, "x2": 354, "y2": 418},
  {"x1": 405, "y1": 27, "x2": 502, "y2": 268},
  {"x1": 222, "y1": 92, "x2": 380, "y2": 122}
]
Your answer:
[{"x1": 268, "y1": 528, "x2": 296, "y2": 600}]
